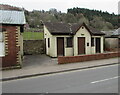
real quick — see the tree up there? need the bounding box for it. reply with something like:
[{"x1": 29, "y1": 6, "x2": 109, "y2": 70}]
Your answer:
[
  {"x1": 77, "y1": 14, "x2": 89, "y2": 25},
  {"x1": 49, "y1": 8, "x2": 58, "y2": 15},
  {"x1": 65, "y1": 13, "x2": 77, "y2": 23}
]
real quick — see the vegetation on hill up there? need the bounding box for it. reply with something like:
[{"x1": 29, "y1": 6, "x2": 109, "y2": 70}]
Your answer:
[
  {"x1": 1, "y1": 4, "x2": 119, "y2": 31},
  {"x1": 25, "y1": 8, "x2": 119, "y2": 31},
  {"x1": 68, "y1": 7, "x2": 118, "y2": 30}
]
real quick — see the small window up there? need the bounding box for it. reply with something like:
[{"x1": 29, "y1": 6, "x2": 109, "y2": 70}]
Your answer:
[
  {"x1": 87, "y1": 43, "x2": 89, "y2": 46},
  {"x1": 67, "y1": 37, "x2": 73, "y2": 47},
  {"x1": 82, "y1": 26, "x2": 84, "y2": 29},
  {"x1": 48, "y1": 38, "x2": 50, "y2": 48},
  {"x1": 91, "y1": 38, "x2": 94, "y2": 46}
]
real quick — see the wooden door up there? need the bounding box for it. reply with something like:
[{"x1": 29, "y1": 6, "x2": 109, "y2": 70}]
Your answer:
[
  {"x1": 96, "y1": 38, "x2": 101, "y2": 53},
  {"x1": 78, "y1": 37, "x2": 85, "y2": 54},
  {"x1": 57, "y1": 37, "x2": 64, "y2": 56}
]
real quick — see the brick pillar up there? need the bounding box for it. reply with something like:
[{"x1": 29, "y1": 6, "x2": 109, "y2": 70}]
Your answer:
[{"x1": 2, "y1": 25, "x2": 20, "y2": 67}]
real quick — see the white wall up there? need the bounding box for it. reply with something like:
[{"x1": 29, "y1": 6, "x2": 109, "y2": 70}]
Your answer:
[
  {"x1": 51, "y1": 35, "x2": 73, "y2": 57},
  {"x1": 44, "y1": 25, "x2": 104, "y2": 57},
  {"x1": 44, "y1": 26, "x2": 52, "y2": 56},
  {"x1": 44, "y1": 26, "x2": 73, "y2": 57},
  {"x1": 74, "y1": 26, "x2": 91, "y2": 56},
  {"x1": 101, "y1": 36, "x2": 104, "y2": 53},
  {"x1": 92, "y1": 36, "x2": 104, "y2": 53}
]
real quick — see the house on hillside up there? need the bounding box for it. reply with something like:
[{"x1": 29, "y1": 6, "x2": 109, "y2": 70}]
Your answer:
[
  {"x1": 44, "y1": 22, "x2": 105, "y2": 57},
  {"x1": 0, "y1": 10, "x2": 26, "y2": 68}
]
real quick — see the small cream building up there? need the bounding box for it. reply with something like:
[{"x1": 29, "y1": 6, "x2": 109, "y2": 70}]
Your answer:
[{"x1": 44, "y1": 22, "x2": 105, "y2": 57}]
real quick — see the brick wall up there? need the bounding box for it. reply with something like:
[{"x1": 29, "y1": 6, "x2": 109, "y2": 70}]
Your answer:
[
  {"x1": 58, "y1": 52, "x2": 120, "y2": 64},
  {"x1": 1, "y1": 25, "x2": 20, "y2": 67}
]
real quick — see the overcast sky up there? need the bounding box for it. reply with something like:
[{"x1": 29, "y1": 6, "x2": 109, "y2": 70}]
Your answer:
[{"x1": 1, "y1": 0, "x2": 119, "y2": 14}]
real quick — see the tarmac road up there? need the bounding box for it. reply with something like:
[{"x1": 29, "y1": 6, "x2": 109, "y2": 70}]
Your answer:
[{"x1": 2, "y1": 64, "x2": 118, "y2": 93}]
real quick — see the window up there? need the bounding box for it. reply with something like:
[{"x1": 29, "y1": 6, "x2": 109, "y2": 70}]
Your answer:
[
  {"x1": 0, "y1": 32, "x2": 5, "y2": 56},
  {"x1": 67, "y1": 37, "x2": 73, "y2": 47},
  {"x1": 48, "y1": 38, "x2": 50, "y2": 48},
  {"x1": 82, "y1": 26, "x2": 84, "y2": 29},
  {"x1": 91, "y1": 38, "x2": 94, "y2": 46},
  {"x1": 20, "y1": 26, "x2": 24, "y2": 33}
]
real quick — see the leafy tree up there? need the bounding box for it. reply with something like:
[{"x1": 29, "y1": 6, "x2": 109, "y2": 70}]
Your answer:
[{"x1": 64, "y1": 13, "x2": 77, "y2": 23}]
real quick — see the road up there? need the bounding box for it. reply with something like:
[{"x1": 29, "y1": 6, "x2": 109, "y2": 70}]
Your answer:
[{"x1": 2, "y1": 64, "x2": 118, "y2": 93}]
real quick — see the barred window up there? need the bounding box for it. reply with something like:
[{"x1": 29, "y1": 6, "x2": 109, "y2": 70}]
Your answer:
[{"x1": 67, "y1": 37, "x2": 73, "y2": 47}]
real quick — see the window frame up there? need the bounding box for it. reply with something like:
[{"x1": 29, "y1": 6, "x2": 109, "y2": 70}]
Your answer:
[
  {"x1": 66, "y1": 37, "x2": 73, "y2": 48},
  {"x1": 91, "y1": 37, "x2": 94, "y2": 47},
  {"x1": 48, "y1": 38, "x2": 50, "y2": 48}
]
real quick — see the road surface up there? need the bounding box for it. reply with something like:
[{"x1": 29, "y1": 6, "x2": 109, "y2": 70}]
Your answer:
[{"x1": 2, "y1": 64, "x2": 118, "y2": 93}]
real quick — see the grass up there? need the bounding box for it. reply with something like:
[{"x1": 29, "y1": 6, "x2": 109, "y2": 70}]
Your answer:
[{"x1": 22, "y1": 32, "x2": 44, "y2": 40}]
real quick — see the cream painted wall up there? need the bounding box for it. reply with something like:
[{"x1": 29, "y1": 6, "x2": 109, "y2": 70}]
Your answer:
[
  {"x1": 17, "y1": 26, "x2": 24, "y2": 65},
  {"x1": 101, "y1": 36, "x2": 104, "y2": 53},
  {"x1": 92, "y1": 36, "x2": 104, "y2": 53},
  {"x1": 44, "y1": 25, "x2": 104, "y2": 57},
  {"x1": 44, "y1": 26, "x2": 73, "y2": 57},
  {"x1": 17, "y1": 27, "x2": 23, "y2": 56},
  {"x1": 51, "y1": 36, "x2": 73, "y2": 57},
  {"x1": 74, "y1": 26, "x2": 91, "y2": 56},
  {"x1": 44, "y1": 26, "x2": 52, "y2": 56}
]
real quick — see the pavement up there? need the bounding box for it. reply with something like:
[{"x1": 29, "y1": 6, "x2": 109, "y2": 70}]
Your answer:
[{"x1": 1, "y1": 54, "x2": 119, "y2": 81}]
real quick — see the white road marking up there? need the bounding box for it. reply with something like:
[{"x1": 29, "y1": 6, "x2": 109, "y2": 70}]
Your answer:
[{"x1": 91, "y1": 76, "x2": 119, "y2": 84}]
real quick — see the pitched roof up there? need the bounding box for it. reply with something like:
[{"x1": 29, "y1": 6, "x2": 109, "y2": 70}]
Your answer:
[
  {"x1": 0, "y1": 10, "x2": 26, "y2": 25},
  {"x1": 44, "y1": 22, "x2": 105, "y2": 35},
  {"x1": 112, "y1": 28, "x2": 120, "y2": 36},
  {"x1": 44, "y1": 22, "x2": 72, "y2": 35},
  {"x1": 0, "y1": 4, "x2": 22, "y2": 11},
  {"x1": 102, "y1": 28, "x2": 120, "y2": 38}
]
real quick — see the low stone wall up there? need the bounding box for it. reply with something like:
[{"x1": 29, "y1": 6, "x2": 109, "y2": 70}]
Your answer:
[
  {"x1": 58, "y1": 52, "x2": 120, "y2": 64},
  {"x1": 23, "y1": 40, "x2": 44, "y2": 55}
]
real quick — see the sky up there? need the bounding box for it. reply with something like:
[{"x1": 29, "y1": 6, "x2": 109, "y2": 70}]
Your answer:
[{"x1": 1, "y1": 0, "x2": 119, "y2": 14}]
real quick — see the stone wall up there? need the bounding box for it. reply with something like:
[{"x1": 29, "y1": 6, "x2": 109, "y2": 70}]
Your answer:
[
  {"x1": 23, "y1": 40, "x2": 45, "y2": 55},
  {"x1": 105, "y1": 38, "x2": 118, "y2": 51}
]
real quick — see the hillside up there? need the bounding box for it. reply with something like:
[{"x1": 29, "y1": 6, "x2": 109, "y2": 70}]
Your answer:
[
  {"x1": 68, "y1": 7, "x2": 119, "y2": 30},
  {"x1": 0, "y1": 4, "x2": 119, "y2": 31},
  {"x1": 25, "y1": 8, "x2": 119, "y2": 31}
]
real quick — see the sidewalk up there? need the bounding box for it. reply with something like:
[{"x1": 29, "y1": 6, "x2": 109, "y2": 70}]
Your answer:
[{"x1": 2, "y1": 56, "x2": 119, "y2": 81}]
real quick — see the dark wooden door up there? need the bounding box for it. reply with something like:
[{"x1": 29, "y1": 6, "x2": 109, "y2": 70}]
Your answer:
[
  {"x1": 96, "y1": 38, "x2": 101, "y2": 53},
  {"x1": 78, "y1": 37, "x2": 85, "y2": 54},
  {"x1": 57, "y1": 37, "x2": 64, "y2": 56}
]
